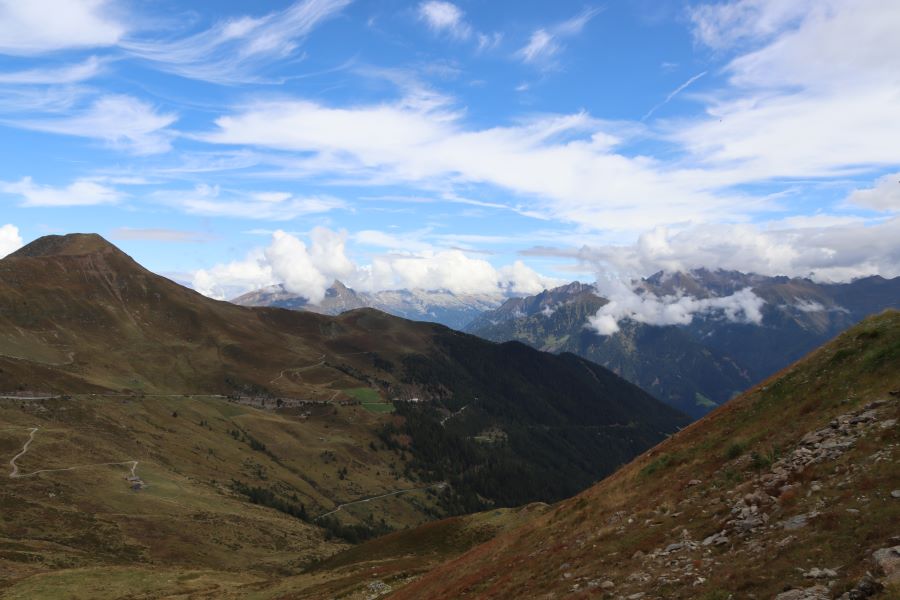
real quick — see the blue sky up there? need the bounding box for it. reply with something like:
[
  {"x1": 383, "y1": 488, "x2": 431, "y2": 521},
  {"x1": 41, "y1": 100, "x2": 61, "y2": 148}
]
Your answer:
[{"x1": 1, "y1": 0, "x2": 899, "y2": 301}]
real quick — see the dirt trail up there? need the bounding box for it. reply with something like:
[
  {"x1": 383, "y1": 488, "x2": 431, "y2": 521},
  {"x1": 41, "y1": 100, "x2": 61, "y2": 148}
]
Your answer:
[
  {"x1": 315, "y1": 482, "x2": 445, "y2": 521},
  {"x1": 269, "y1": 354, "x2": 326, "y2": 385},
  {"x1": 7, "y1": 426, "x2": 139, "y2": 480},
  {"x1": 8, "y1": 427, "x2": 38, "y2": 478}
]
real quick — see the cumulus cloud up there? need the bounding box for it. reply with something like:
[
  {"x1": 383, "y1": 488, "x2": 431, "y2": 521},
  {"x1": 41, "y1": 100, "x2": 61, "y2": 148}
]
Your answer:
[
  {"x1": 847, "y1": 172, "x2": 900, "y2": 212},
  {"x1": 498, "y1": 260, "x2": 561, "y2": 295},
  {"x1": 15, "y1": 94, "x2": 176, "y2": 154},
  {"x1": 1, "y1": 176, "x2": 121, "y2": 206},
  {"x1": 192, "y1": 227, "x2": 559, "y2": 302},
  {"x1": 0, "y1": 224, "x2": 23, "y2": 257},
  {"x1": 0, "y1": 0, "x2": 125, "y2": 55},
  {"x1": 587, "y1": 277, "x2": 764, "y2": 336}
]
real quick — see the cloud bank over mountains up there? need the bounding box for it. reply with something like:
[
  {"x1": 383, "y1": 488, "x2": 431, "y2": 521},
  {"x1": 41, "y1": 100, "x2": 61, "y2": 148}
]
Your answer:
[
  {"x1": 192, "y1": 228, "x2": 560, "y2": 302},
  {"x1": 587, "y1": 277, "x2": 764, "y2": 336}
]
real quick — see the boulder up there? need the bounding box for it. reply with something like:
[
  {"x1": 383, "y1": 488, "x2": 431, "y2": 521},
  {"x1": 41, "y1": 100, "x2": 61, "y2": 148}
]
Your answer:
[{"x1": 872, "y1": 545, "x2": 900, "y2": 584}]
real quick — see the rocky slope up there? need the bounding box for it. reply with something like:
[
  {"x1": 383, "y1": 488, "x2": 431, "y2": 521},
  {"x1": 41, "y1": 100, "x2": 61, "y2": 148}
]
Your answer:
[
  {"x1": 467, "y1": 271, "x2": 900, "y2": 418},
  {"x1": 390, "y1": 310, "x2": 900, "y2": 599}
]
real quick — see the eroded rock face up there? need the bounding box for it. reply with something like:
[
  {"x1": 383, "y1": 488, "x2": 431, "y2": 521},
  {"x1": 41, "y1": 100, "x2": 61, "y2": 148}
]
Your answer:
[
  {"x1": 773, "y1": 584, "x2": 830, "y2": 600},
  {"x1": 872, "y1": 545, "x2": 900, "y2": 584},
  {"x1": 837, "y1": 574, "x2": 883, "y2": 600}
]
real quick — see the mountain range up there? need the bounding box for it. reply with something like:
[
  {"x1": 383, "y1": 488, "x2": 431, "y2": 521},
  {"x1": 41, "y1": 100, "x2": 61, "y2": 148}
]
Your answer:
[
  {"x1": 232, "y1": 281, "x2": 501, "y2": 330},
  {"x1": 466, "y1": 270, "x2": 900, "y2": 418}
]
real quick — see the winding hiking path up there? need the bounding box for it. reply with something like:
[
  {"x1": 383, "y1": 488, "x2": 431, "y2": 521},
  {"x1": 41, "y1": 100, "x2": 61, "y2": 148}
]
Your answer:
[
  {"x1": 269, "y1": 354, "x2": 326, "y2": 385},
  {"x1": 8, "y1": 427, "x2": 38, "y2": 478},
  {"x1": 7, "y1": 426, "x2": 140, "y2": 480},
  {"x1": 315, "y1": 482, "x2": 446, "y2": 521}
]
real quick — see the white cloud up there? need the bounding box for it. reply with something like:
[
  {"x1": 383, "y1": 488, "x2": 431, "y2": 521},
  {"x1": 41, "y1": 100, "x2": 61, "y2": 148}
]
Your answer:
[
  {"x1": 0, "y1": 0, "x2": 125, "y2": 55},
  {"x1": 676, "y1": 0, "x2": 900, "y2": 180},
  {"x1": 517, "y1": 29, "x2": 558, "y2": 64},
  {"x1": 1, "y1": 176, "x2": 121, "y2": 207},
  {"x1": 587, "y1": 277, "x2": 764, "y2": 335},
  {"x1": 0, "y1": 224, "x2": 23, "y2": 257},
  {"x1": 688, "y1": 0, "x2": 809, "y2": 50},
  {"x1": 121, "y1": 0, "x2": 350, "y2": 84},
  {"x1": 498, "y1": 260, "x2": 561, "y2": 295},
  {"x1": 265, "y1": 230, "x2": 331, "y2": 303},
  {"x1": 153, "y1": 184, "x2": 346, "y2": 220},
  {"x1": 16, "y1": 95, "x2": 176, "y2": 154},
  {"x1": 642, "y1": 71, "x2": 706, "y2": 120},
  {"x1": 559, "y1": 216, "x2": 900, "y2": 284},
  {"x1": 516, "y1": 8, "x2": 601, "y2": 66},
  {"x1": 192, "y1": 228, "x2": 559, "y2": 301},
  {"x1": 202, "y1": 98, "x2": 745, "y2": 232},
  {"x1": 418, "y1": 1, "x2": 471, "y2": 39},
  {"x1": 847, "y1": 172, "x2": 900, "y2": 212},
  {"x1": 0, "y1": 56, "x2": 104, "y2": 84},
  {"x1": 192, "y1": 248, "x2": 275, "y2": 300},
  {"x1": 193, "y1": 228, "x2": 344, "y2": 302}
]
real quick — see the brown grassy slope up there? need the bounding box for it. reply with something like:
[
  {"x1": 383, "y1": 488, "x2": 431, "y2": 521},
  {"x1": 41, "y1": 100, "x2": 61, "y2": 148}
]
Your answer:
[
  {"x1": 391, "y1": 310, "x2": 900, "y2": 599},
  {"x1": 0, "y1": 392, "x2": 444, "y2": 596}
]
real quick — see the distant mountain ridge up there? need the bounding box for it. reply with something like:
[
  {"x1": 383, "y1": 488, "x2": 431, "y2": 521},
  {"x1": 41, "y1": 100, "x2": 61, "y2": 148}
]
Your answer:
[
  {"x1": 466, "y1": 269, "x2": 900, "y2": 417},
  {"x1": 232, "y1": 281, "x2": 502, "y2": 330}
]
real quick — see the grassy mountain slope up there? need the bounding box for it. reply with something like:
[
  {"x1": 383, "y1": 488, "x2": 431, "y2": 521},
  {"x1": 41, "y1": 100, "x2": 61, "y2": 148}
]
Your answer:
[{"x1": 392, "y1": 310, "x2": 900, "y2": 599}]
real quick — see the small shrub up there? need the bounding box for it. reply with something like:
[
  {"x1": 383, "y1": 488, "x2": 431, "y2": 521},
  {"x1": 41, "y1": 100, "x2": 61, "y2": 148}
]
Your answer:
[
  {"x1": 777, "y1": 487, "x2": 799, "y2": 506},
  {"x1": 725, "y1": 442, "x2": 746, "y2": 460},
  {"x1": 640, "y1": 454, "x2": 673, "y2": 477}
]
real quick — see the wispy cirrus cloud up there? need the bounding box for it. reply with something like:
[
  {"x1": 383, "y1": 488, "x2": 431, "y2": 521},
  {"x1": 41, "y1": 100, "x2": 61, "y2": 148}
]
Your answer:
[
  {"x1": 150, "y1": 183, "x2": 347, "y2": 221},
  {"x1": 0, "y1": 56, "x2": 105, "y2": 84},
  {"x1": 516, "y1": 7, "x2": 602, "y2": 67},
  {"x1": 13, "y1": 94, "x2": 177, "y2": 154},
  {"x1": 1, "y1": 176, "x2": 122, "y2": 207},
  {"x1": 417, "y1": 1, "x2": 502, "y2": 51},
  {"x1": 199, "y1": 95, "x2": 747, "y2": 232},
  {"x1": 120, "y1": 0, "x2": 351, "y2": 84}
]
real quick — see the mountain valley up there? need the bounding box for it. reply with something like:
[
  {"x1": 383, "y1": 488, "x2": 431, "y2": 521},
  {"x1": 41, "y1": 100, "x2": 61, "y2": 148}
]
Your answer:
[{"x1": 466, "y1": 272, "x2": 900, "y2": 418}]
